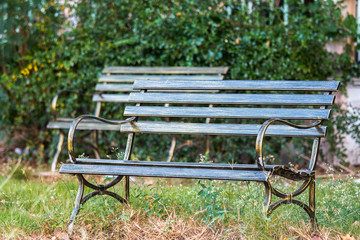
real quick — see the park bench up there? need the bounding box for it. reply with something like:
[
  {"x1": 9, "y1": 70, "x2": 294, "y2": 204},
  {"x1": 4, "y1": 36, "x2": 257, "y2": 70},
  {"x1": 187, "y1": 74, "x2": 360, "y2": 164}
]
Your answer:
[
  {"x1": 47, "y1": 66, "x2": 228, "y2": 171},
  {"x1": 60, "y1": 79, "x2": 339, "y2": 232}
]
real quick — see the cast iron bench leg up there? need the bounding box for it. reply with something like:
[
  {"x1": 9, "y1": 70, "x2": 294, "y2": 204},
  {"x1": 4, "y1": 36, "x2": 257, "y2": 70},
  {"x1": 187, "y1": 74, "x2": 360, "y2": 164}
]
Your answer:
[
  {"x1": 67, "y1": 174, "x2": 128, "y2": 235},
  {"x1": 263, "y1": 177, "x2": 317, "y2": 229}
]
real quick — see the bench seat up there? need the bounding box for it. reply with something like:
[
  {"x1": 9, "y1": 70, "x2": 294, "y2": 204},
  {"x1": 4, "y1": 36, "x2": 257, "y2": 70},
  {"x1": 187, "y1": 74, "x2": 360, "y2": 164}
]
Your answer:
[
  {"x1": 60, "y1": 162, "x2": 269, "y2": 182},
  {"x1": 61, "y1": 159, "x2": 314, "y2": 181}
]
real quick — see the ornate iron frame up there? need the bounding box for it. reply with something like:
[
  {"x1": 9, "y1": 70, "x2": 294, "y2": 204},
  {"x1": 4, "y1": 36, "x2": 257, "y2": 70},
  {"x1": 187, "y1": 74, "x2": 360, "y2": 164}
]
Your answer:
[
  {"x1": 66, "y1": 115, "x2": 136, "y2": 234},
  {"x1": 65, "y1": 115, "x2": 323, "y2": 233},
  {"x1": 256, "y1": 118, "x2": 322, "y2": 228}
]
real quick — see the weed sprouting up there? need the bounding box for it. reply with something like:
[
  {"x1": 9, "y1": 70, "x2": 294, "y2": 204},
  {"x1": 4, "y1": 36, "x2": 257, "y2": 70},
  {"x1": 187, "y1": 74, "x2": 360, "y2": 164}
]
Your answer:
[
  {"x1": 197, "y1": 180, "x2": 229, "y2": 226},
  {"x1": 77, "y1": 153, "x2": 89, "y2": 159},
  {"x1": 106, "y1": 146, "x2": 125, "y2": 160}
]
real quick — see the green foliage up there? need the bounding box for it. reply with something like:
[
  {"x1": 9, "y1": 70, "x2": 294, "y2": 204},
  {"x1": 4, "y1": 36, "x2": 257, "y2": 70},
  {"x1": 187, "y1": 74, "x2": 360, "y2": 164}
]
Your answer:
[
  {"x1": 197, "y1": 180, "x2": 229, "y2": 224},
  {"x1": 0, "y1": 0, "x2": 359, "y2": 163}
]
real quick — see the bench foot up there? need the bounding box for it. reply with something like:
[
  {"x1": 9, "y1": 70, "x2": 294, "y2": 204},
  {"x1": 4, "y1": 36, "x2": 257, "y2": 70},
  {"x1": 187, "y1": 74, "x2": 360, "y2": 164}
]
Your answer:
[
  {"x1": 67, "y1": 174, "x2": 128, "y2": 235},
  {"x1": 263, "y1": 177, "x2": 316, "y2": 229},
  {"x1": 68, "y1": 174, "x2": 84, "y2": 235}
]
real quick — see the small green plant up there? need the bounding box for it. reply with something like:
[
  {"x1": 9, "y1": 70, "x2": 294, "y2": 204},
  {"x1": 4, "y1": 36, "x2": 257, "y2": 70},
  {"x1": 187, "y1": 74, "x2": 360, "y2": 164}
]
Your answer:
[
  {"x1": 199, "y1": 153, "x2": 212, "y2": 164},
  {"x1": 77, "y1": 153, "x2": 89, "y2": 159},
  {"x1": 106, "y1": 146, "x2": 125, "y2": 160},
  {"x1": 197, "y1": 180, "x2": 229, "y2": 225}
]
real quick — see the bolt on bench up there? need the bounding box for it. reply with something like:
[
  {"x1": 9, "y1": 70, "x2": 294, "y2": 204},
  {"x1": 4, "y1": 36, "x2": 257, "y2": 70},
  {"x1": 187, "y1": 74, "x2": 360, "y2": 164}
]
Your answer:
[
  {"x1": 47, "y1": 66, "x2": 228, "y2": 171},
  {"x1": 60, "y1": 79, "x2": 339, "y2": 232}
]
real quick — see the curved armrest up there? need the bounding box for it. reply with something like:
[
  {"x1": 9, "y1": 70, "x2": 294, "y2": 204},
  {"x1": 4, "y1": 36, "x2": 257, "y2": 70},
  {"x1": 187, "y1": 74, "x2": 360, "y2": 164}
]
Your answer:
[
  {"x1": 255, "y1": 118, "x2": 321, "y2": 171},
  {"x1": 51, "y1": 90, "x2": 93, "y2": 120},
  {"x1": 68, "y1": 115, "x2": 136, "y2": 163}
]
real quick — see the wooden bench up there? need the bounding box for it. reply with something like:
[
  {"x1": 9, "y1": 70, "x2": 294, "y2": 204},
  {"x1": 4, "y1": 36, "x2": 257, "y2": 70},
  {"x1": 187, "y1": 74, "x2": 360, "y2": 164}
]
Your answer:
[
  {"x1": 60, "y1": 79, "x2": 339, "y2": 233},
  {"x1": 47, "y1": 66, "x2": 228, "y2": 171}
]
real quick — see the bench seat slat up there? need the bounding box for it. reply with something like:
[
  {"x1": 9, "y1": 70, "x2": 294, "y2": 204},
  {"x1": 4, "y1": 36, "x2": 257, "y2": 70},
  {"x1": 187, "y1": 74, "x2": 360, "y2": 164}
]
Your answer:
[
  {"x1": 124, "y1": 106, "x2": 330, "y2": 120},
  {"x1": 75, "y1": 159, "x2": 274, "y2": 170},
  {"x1": 129, "y1": 93, "x2": 334, "y2": 106},
  {"x1": 59, "y1": 164, "x2": 268, "y2": 181},
  {"x1": 102, "y1": 66, "x2": 228, "y2": 75},
  {"x1": 71, "y1": 159, "x2": 313, "y2": 181},
  {"x1": 99, "y1": 75, "x2": 223, "y2": 82},
  {"x1": 133, "y1": 80, "x2": 340, "y2": 91},
  {"x1": 120, "y1": 121, "x2": 326, "y2": 137}
]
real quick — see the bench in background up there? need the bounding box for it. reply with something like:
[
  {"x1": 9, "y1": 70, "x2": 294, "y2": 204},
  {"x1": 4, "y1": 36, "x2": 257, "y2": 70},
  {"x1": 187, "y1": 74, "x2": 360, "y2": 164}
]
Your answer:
[{"x1": 47, "y1": 66, "x2": 228, "y2": 171}]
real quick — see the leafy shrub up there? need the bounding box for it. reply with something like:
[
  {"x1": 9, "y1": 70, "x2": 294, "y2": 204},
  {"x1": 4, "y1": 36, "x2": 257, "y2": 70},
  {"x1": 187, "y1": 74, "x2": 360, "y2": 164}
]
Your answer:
[{"x1": 0, "y1": 0, "x2": 359, "y2": 164}]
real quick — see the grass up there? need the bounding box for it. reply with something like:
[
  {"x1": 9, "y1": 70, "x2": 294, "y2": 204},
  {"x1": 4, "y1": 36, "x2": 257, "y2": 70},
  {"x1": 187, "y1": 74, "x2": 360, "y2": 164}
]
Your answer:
[{"x1": 0, "y1": 161, "x2": 359, "y2": 239}]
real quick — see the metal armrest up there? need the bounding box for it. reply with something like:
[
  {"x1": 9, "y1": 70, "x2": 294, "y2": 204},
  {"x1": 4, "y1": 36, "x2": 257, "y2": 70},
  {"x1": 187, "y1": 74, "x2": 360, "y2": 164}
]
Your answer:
[
  {"x1": 255, "y1": 118, "x2": 322, "y2": 171},
  {"x1": 68, "y1": 115, "x2": 136, "y2": 163},
  {"x1": 51, "y1": 90, "x2": 93, "y2": 120}
]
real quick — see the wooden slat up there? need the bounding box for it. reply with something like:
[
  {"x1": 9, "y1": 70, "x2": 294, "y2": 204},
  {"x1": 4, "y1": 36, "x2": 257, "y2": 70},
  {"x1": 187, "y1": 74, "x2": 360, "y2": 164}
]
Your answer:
[
  {"x1": 59, "y1": 164, "x2": 268, "y2": 181},
  {"x1": 129, "y1": 93, "x2": 335, "y2": 106},
  {"x1": 93, "y1": 88, "x2": 219, "y2": 95},
  {"x1": 48, "y1": 120, "x2": 327, "y2": 136},
  {"x1": 95, "y1": 84, "x2": 220, "y2": 93},
  {"x1": 124, "y1": 106, "x2": 331, "y2": 120},
  {"x1": 92, "y1": 94, "x2": 129, "y2": 103},
  {"x1": 95, "y1": 84, "x2": 133, "y2": 92},
  {"x1": 120, "y1": 121, "x2": 327, "y2": 137},
  {"x1": 99, "y1": 74, "x2": 223, "y2": 82},
  {"x1": 75, "y1": 159, "x2": 274, "y2": 170},
  {"x1": 102, "y1": 66, "x2": 229, "y2": 75},
  {"x1": 133, "y1": 80, "x2": 340, "y2": 92},
  {"x1": 47, "y1": 120, "x2": 122, "y2": 131}
]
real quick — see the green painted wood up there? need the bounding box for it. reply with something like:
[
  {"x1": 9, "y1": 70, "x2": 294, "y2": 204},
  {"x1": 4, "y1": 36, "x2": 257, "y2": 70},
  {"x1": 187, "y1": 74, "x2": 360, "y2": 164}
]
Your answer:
[
  {"x1": 99, "y1": 74, "x2": 224, "y2": 82},
  {"x1": 102, "y1": 66, "x2": 229, "y2": 75},
  {"x1": 120, "y1": 121, "x2": 327, "y2": 137},
  {"x1": 128, "y1": 93, "x2": 335, "y2": 106},
  {"x1": 59, "y1": 163, "x2": 268, "y2": 181},
  {"x1": 124, "y1": 106, "x2": 331, "y2": 120},
  {"x1": 133, "y1": 80, "x2": 340, "y2": 91}
]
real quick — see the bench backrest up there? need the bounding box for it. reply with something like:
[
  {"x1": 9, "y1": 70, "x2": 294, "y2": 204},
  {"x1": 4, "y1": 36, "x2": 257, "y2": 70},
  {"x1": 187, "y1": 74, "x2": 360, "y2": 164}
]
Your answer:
[
  {"x1": 121, "y1": 80, "x2": 339, "y2": 138},
  {"x1": 91, "y1": 67, "x2": 228, "y2": 116}
]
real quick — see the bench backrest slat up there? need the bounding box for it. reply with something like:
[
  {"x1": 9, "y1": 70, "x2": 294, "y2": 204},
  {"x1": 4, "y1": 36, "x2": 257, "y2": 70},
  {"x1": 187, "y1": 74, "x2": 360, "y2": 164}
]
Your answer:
[
  {"x1": 95, "y1": 84, "x2": 220, "y2": 93},
  {"x1": 102, "y1": 66, "x2": 229, "y2": 75},
  {"x1": 98, "y1": 75, "x2": 224, "y2": 82},
  {"x1": 133, "y1": 80, "x2": 340, "y2": 92},
  {"x1": 92, "y1": 94, "x2": 130, "y2": 103},
  {"x1": 120, "y1": 122, "x2": 327, "y2": 137},
  {"x1": 96, "y1": 84, "x2": 133, "y2": 92},
  {"x1": 128, "y1": 93, "x2": 335, "y2": 106},
  {"x1": 124, "y1": 106, "x2": 331, "y2": 120}
]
